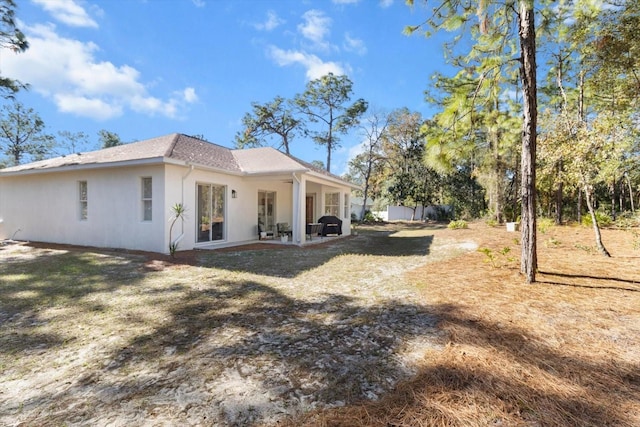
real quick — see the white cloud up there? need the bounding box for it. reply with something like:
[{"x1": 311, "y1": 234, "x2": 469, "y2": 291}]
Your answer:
[
  {"x1": 192, "y1": 0, "x2": 206, "y2": 7},
  {"x1": 55, "y1": 94, "x2": 122, "y2": 120},
  {"x1": 298, "y1": 9, "x2": 332, "y2": 49},
  {"x1": 32, "y1": 0, "x2": 98, "y2": 28},
  {"x1": 267, "y1": 46, "x2": 346, "y2": 80},
  {"x1": 333, "y1": 0, "x2": 360, "y2": 3},
  {"x1": 379, "y1": 0, "x2": 394, "y2": 8},
  {"x1": 254, "y1": 10, "x2": 284, "y2": 31},
  {"x1": 343, "y1": 33, "x2": 367, "y2": 55},
  {"x1": 2, "y1": 23, "x2": 195, "y2": 120},
  {"x1": 182, "y1": 87, "x2": 198, "y2": 103}
]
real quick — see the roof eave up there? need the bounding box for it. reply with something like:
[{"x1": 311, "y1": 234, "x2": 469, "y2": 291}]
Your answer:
[
  {"x1": 0, "y1": 157, "x2": 168, "y2": 177},
  {"x1": 306, "y1": 170, "x2": 361, "y2": 189}
]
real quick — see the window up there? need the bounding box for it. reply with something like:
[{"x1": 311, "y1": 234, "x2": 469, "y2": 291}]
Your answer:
[
  {"x1": 141, "y1": 177, "x2": 152, "y2": 221},
  {"x1": 79, "y1": 181, "x2": 88, "y2": 220},
  {"x1": 325, "y1": 192, "x2": 339, "y2": 217},
  {"x1": 197, "y1": 183, "x2": 225, "y2": 242},
  {"x1": 344, "y1": 193, "x2": 349, "y2": 218}
]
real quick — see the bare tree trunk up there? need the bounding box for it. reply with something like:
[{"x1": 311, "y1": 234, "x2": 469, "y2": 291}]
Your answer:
[
  {"x1": 518, "y1": 1, "x2": 538, "y2": 283},
  {"x1": 610, "y1": 178, "x2": 617, "y2": 220},
  {"x1": 577, "y1": 190, "x2": 583, "y2": 223},
  {"x1": 627, "y1": 173, "x2": 635, "y2": 212},
  {"x1": 584, "y1": 186, "x2": 611, "y2": 257},
  {"x1": 555, "y1": 158, "x2": 563, "y2": 225}
]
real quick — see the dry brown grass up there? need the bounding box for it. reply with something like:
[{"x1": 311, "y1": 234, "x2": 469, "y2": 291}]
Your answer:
[{"x1": 288, "y1": 222, "x2": 640, "y2": 427}]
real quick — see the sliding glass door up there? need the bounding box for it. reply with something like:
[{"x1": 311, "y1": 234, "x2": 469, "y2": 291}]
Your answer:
[
  {"x1": 197, "y1": 183, "x2": 225, "y2": 243},
  {"x1": 258, "y1": 191, "x2": 275, "y2": 234}
]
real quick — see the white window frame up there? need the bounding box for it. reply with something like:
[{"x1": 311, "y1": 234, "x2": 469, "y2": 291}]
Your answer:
[
  {"x1": 79, "y1": 180, "x2": 88, "y2": 220},
  {"x1": 141, "y1": 177, "x2": 152, "y2": 221},
  {"x1": 324, "y1": 192, "x2": 339, "y2": 217},
  {"x1": 197, "y1": 182, "x2": 226, "y2": 243},
  {"x1": 344, "y1": 193, "x2": 349, "y2": 219}
]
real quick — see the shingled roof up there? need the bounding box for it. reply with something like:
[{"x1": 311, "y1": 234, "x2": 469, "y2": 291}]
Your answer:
[
  {"x1": 0, "y1": 134, "x2": 239, "y2": 174},
  {"x1": 0, "y1": 133, "x2": 356, "y2": 187}
]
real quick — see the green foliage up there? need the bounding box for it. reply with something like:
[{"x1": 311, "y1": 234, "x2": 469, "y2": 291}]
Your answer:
[
  {"x1": 98, "y1": 129, "x2": 122, "y2": 148},
  {"x1": 478, "y1": 246, "x2": 514, "y2": 268},
  {"x1": 0, "y1": 0, "x2": 29, "y2": 98},
  {"x1": 537, "y1": 217, "x2": 555, "y2": 234},
  {"x1": 581, "y1": 210, "x2": 613, "y2": 228},
  {"x1": 168, "y1": 203, "x2": 187, "y2": 257},
  {"x1": 544, "y1": 237, "x2": 561, "y2": 248},
  {"x1": 362, "y1": 210, "x2": 382, "y2": 223},
  {"x1": 614, "y1": 212, "x2": 640, "y2": 229},
  {"x1": 235, "y1": 96, "x2": 300, "y2": 155},
  {"x1": 631, "y1": 230, "x2": 640, "y2": 251},
  {"x1": 485, "y1": 218, "x2": 498, "y2": 227},
  {"x1": 447, "y1": 220, "x2": 468, "y2": 230},
  {"x1": 0, "y1": 102, "x2": 54, "y2": 166},
  {"x1": 295, "y1": 73, "x2": 368, "y2": 172}
]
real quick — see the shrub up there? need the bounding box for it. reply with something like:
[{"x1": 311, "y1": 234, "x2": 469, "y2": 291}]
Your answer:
[
  {"x1": 614, "y1": 211, "x2": 640, "y2": 229},
  {"x1": 537, "y1": 217, "x2": 555, "y2": 234},
  {"x1": 478, "y1": 246, "x2": 514, "y2": 268},
  {"x1": 448, "y1": 220, "x2": 468, "y2": 230},
  {"x1": 581, "y1": 210, "x2": 613, "y2": 228},
  {"x1": 363, "y1": 211, "x2": 383, "y2": 223}
]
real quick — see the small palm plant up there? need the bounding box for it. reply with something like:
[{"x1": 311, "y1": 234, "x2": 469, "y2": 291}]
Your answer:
[{"x1": 168, "y1": 203, "x2": 187, "y2": 258}]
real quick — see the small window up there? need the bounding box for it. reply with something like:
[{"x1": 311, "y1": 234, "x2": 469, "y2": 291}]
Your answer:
[
  {"x1": 79, "y1": 181, "x2": 88, "y2": 220},
  {"x1": 344, "y1": 193, "x2": 349, "y2": 218},
  {"x1": 142, "y1": 177, "x2": 152, "y2": 221},
  {"x1": 325, "y1": 192, "x2": 339, "y2": 217}
]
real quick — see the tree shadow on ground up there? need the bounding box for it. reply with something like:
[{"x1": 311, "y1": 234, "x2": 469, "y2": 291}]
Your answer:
[
  {"x1": 195, "y1": 230, "x2": 435, "y2": 278},
  {"x1": 5, "y1": 277, "x2": 441, "y2": 426},
  {"x1": 0, "y1": 249, "x2": 147, "y2": 355},
  {"x1": 8, "y1": 279, "x2": 639, "y2": 426},
  {"x1": 539, "y1": 270, "x2": 640, "y2": 290}
]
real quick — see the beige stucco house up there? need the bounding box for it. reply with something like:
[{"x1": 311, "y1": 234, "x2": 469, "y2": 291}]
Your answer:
[{"x1": 0, "y1": 133, "x2": 357, "y2": 253}]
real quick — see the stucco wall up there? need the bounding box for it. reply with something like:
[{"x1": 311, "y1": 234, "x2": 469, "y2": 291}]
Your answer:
[
  {"x1": 0, "y1": 165, "x2": 166, "y2": 252},
  {"x1": 164, "y1": 165, "x2": 296, "y2": 250},
  {"x1": 0, "y1": 163, "x2": 353, "y2": 253}
]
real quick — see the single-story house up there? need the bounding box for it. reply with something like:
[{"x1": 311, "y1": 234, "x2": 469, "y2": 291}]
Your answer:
[{"x1": 0, "y1": 133, "x2": 358, "y2": 253}]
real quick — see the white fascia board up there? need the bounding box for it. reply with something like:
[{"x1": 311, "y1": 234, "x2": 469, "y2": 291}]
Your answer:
[
  {"x1": 306, "y1": 170, "x2": 361, "y2": 190},
  {"x1": 241, "y1": 168, "x2": 309, "y2": 178},
  {"x1": 0, "y1": 157, "x2": 168, "y2": 177},
  {"x1": 184, "y1": 160, "x2": 246, "y2": 176}
]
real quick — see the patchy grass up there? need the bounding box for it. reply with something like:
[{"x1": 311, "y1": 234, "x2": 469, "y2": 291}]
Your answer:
[
  {"x1": 291, "y1": 223, "x2": 640, "y2": 427},
  {"x1": 0, "y1": 225, "x2": 471, "y2": 426},
  {"x1": 2, "y1": 222, "x2": 638, "y2": 426}
]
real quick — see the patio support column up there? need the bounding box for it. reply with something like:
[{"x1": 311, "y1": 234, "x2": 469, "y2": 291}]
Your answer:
[{"x1": 292, "y1": 173, "x2": 305, "y2": 244}]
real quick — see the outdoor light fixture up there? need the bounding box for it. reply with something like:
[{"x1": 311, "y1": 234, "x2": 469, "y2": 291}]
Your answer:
[{"x1": 232, "y1": 189, "x2": 237, "y2": 198}]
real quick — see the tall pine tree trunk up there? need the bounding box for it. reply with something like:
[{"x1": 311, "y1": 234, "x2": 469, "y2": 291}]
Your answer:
[{"x1": 518, "y1": 1, "x2": 538, "y2": 283}]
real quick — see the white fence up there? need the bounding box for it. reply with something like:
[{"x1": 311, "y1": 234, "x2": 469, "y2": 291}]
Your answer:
[{"x1": 373, "y1": 205, "x2": 453, "y2": 221}]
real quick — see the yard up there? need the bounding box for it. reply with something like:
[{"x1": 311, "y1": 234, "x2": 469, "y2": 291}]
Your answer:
[{"x1": 1, "y1": 222, "x2": 639, "y2": 426}]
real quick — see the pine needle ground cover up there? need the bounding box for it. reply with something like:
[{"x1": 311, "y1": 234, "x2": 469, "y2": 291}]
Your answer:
[{"x1": 298, "y1": 223, "x2": 640, "y2": 427}]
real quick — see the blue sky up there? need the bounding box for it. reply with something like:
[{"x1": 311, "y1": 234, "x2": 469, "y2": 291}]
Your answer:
[{"x1": 4, "y1": 0, "x2": 455, "y2": 174}]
